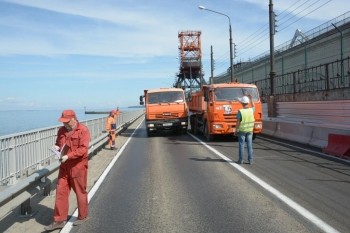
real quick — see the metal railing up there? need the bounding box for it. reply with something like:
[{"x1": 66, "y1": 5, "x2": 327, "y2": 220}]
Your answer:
[
  {"x1": 256, "y1": 56, "x2": 350, "y2": 97},
  {"x1": 0, "y1": 109, "x2": 144, "y2": 186}
]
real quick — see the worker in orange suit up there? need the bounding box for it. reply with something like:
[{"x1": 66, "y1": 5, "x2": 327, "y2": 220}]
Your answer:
[
  {"x1": 45, "y1": 110, "x2": 90, "y2": 231},
  {"x1": 115, "y1": 106, "x2": 121, "y2": 118},
  {"x1": 106, "y1": 110, "x2": 117, "y2": 150}
]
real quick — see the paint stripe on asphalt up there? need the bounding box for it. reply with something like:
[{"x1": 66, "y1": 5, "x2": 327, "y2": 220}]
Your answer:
[
  {"x1": 61, "y1": 120, "x2": 144, "y2": 233},
  {"x1": 189, "y1": 132, "x2": 341, "y2": 233}
]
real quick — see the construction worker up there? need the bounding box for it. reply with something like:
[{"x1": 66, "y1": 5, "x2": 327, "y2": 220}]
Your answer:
[
  {"x1": 45, "y1": 110, "x2": 90, "y2": 231},
  {"x1": 235, "y1": 94, "x2": 255, "y2": 165},
  {"x1": 115, "y1": 106, "x2": 120, "y2": 118},
  {"x1": 106, "y1": 110, "x2": 117, "y2": 150}
]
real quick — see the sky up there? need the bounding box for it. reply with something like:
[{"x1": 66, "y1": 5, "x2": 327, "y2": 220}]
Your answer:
[{"x1": 0, "y1": 0, "x2": 348, "y2": 111}]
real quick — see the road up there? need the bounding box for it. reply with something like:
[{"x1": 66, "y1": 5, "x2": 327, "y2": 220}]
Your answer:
[{"x1": 68, "y1": 119, "x2": 350, "y2": 233}]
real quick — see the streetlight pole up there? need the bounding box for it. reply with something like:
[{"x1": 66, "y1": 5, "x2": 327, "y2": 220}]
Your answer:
[
  {"x1": 332, "y1": 23, "x2": 344, "y2": 85},
  {"x1": 198, "y1": 5, "x2": 234, "y2": 82}
]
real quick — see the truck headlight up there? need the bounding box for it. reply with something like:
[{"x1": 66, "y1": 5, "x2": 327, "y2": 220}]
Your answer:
[
  {"x1": 181, "y1": 121, "x2": 187, "y2": 125},
  {"x1": 148, "y1": 123, "x2": 155, "y2": 128},
  {"x1": 213, "y1": 124, "x2": 223, "y2": 129},
  {"x1": 254, "y1": 123, "x2": 262, "y2": 129}
]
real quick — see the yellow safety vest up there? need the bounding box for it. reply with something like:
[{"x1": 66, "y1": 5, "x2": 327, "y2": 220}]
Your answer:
[{"x1": 238, "y1": 108, "x2": 255, "y2": 133}]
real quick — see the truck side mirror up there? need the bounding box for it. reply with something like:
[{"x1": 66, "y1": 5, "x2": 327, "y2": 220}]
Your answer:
[
  {"x1": 204, "y1": 91, "x2": 210, "y2": 102},
  {"x1": 139, "y1": 95, "x2": 144, "y2": 105}
]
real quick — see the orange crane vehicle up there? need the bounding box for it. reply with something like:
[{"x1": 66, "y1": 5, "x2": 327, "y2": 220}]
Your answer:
[
  {"x1": 188, "y1": 82, "x2": 263, "y2": 141},
  {"x1": 139, "y1": 88, "x2": 188, "y2": 136}
]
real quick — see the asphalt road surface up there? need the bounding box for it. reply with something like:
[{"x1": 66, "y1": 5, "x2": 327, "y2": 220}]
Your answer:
[{"x1": 68, "y1": 120, "x2": 350, "y2": 233}]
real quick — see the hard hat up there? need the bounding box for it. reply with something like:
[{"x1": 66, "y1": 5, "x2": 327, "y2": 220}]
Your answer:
[{"x1": 238, "y1": 96, "x2": 250, "y2": 104}]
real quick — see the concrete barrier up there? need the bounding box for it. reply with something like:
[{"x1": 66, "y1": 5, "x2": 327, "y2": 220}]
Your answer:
[
  {"x1": 323, "y1": 134, "x2": 350, "y2": 158},
  {"x1": 262, "y1": 118, "x2": 350, "y2": 150}
]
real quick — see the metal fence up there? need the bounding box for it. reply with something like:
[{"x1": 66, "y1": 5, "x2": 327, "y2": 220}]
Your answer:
[
  {"x1": 0, "y1": 109, "x2": 144, "y2": 186},
  {"x1": 256, "y1": 56, "x2": 350, "y2": 97}
]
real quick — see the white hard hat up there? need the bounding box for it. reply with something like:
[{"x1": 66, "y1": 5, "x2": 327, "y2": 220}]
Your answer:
[{"x1": 238, "y1": 96, "x2": 250, "y2": 104}]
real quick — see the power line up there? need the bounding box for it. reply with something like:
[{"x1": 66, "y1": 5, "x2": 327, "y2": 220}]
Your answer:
[
  {"x1": 210, "y1": 0, "x2": 335, "y2": 71},
  {"x1": 277, "y1": 0, "x2": 313, "y2": 22},
  {"x1": 238, "y1": 34, "x2": 270, "y2": 57},
  {"x1": 278, "y1": 0, "x2": 333, "y2": 32},
  {"x1": 236, "y1": 0, "x2": 333, "y2": 59},
  {"x1": 278, "y1": 0, "x2": 321, "y2": 28},
  {"x1": 237, "y1": 1, "x2": 310, "y2": 58}
]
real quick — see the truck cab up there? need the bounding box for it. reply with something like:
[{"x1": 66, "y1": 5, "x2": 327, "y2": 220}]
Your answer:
[
  {"x1": 140, "y1": 88, "x2": 188, "y2": 136},
  {"x1": 189, "y1": 82, "x2": 263, "y2": 141}
]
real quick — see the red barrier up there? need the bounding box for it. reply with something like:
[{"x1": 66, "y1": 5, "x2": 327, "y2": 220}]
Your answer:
[{"x1": 323, "y1": 134, "x2": 350, "y2": 159}]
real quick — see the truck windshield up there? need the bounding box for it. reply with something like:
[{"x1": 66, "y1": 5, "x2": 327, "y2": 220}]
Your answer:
[
  {"x1": 148, "y1": 91, "x2": 185, "y2": 104},
  {"x1": 214, "y1": 87, "x2": 259, "y2": 101}
]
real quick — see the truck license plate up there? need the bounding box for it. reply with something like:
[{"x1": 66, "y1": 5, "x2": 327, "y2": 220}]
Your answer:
[{"x1": 163, "y1": 123, "x2": 173, "y2": 126}]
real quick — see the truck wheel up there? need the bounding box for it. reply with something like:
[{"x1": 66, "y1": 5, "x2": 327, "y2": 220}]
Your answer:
[
  {"x1": 147, "y1": 130, "x2": 153, "y2": 137},
  {"x1": 204, "y1": 122, "x2": 214, "y2": 141},
  {"x1": 193, "y1": 120, "x2": 199, "y2": 135},
  {"x1": 190, "y1": 116, "x2": 195, "y2": 134},
  {"x1": 252, "y1": 133, "x2": 256, "y2": 140}
]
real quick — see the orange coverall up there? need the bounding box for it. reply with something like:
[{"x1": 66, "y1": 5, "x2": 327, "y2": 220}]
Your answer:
[
  {"x1": 54, "y1": 122, "x2": 90, "y2": 222},
  {"x1": 106, "y1": 112, "x2": 117, "y2": 148}
]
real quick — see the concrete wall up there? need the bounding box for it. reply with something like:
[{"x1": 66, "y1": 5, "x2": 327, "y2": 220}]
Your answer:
[{"x1": 216, "y1": 22, "x2": 350, "y2": 84}]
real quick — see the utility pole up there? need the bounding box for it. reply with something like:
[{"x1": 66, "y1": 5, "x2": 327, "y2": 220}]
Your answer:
[
  {"x1": 210, "y1": 45, "x2": 214, "y2": 84},
  {"x1": 229, "y1": 23, "x2": 234, "y2": 82},
  {"x1": 269, "y1": 0, "x2": 276, "y2": 96},
  {"x1": 332, "y1": 23, "x2": 344, "y2": 85}
]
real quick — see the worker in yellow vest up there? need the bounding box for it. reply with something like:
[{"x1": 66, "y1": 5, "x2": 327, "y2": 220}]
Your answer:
[{"x1": 235, "y1": 94, "x2": 255, "y2": 165}]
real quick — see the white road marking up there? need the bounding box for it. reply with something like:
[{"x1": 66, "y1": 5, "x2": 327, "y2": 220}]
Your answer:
[
  {"x1": 61, "y1": 120, "x2": 144, "y2": 233},
  {"x1": 189, "y1": 132, "x2": 341, "y2": 233},
  {"x1": 259, "y1": 136, "x2": 350, "y2": 164}
]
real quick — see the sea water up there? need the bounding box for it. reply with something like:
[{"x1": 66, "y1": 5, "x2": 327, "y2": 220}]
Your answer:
[{"x1": 0, "y1": 108, "x2": 133, "y2": 136}]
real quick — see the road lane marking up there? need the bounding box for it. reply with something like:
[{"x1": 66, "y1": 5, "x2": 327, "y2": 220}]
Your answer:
[
  {"x1": 189, "y1": 133, "x2": 341, "y2": 233},
  {"x1": 259, "y1": 136, "x2": 350, "y2": 165},
  {"x1": 61, "y1": 120, "x2": 144, "y2": 233}
]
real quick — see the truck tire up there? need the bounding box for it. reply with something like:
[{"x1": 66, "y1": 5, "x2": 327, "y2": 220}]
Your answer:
[
  {"x1": 147, "y1": 129, "x2": 154, "y2": 137},
  {"x1": 204, "y1": 122, "x2": 214, "y2": 141},
  {"x1": 253, "y1": 133, "x2": 256, "y2": 140},
  {"x1": 190, "y1": 116, "x2": 194, "y2": 134},
  {"x1": 193, "y1": 120, "x2": 199, "y2": 135}
]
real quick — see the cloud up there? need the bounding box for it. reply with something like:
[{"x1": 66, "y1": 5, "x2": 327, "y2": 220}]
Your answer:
[
  {"x1": 0, "y1": 97, "x2": 42, "y2": 109},
  {"x1": 0, "y1": 0, "x2": 348, "y2": 111},
  {"x1": 0, "y1": 1, "x2": 180, "y2": 56}
]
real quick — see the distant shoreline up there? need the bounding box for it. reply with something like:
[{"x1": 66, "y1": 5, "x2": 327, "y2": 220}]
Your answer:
[
  {"x1": 85, "y1": 106, "x2": 143, "y2": 114},
  {"x1": 85, "y1": 111, "x2": 110, "y2": 114}
]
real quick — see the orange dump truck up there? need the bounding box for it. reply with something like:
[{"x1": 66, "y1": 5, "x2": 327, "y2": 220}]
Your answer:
[
  {"x1": 140, "y1": 88, "x2": 188, "y2": 136},
  {"x1": 188, "y1": 82, "x2": 263, "y2": 141}
]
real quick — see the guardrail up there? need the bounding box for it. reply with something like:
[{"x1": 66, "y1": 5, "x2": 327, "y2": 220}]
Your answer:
[
  {"x1": 0, "y1": 110, "x2": 144, "y2": 218},
  {"x1": 262, "y1": 101, "x2": 350, "y2": 149}
]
